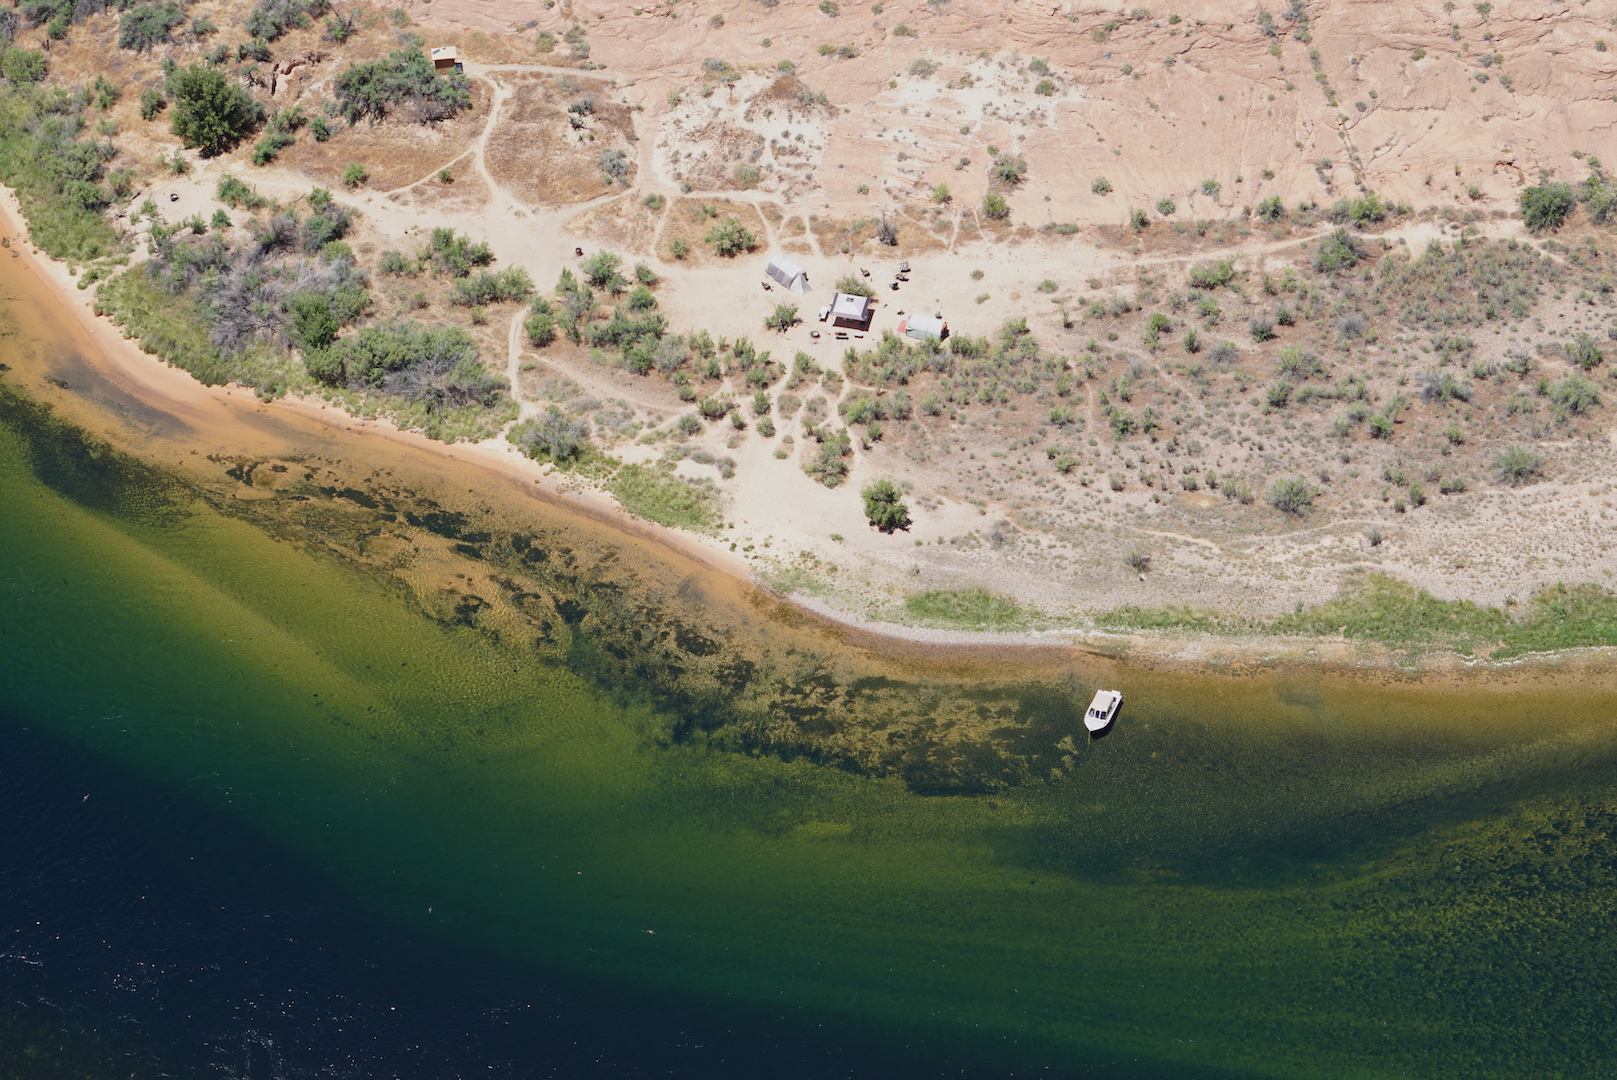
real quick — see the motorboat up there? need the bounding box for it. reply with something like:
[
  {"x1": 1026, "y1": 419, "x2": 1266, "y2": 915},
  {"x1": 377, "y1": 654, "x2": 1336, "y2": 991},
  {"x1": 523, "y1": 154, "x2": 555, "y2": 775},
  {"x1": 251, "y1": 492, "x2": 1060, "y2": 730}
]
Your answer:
[{"x1": 1084, "y1": 690, "x2": 1123, "y2": 733}]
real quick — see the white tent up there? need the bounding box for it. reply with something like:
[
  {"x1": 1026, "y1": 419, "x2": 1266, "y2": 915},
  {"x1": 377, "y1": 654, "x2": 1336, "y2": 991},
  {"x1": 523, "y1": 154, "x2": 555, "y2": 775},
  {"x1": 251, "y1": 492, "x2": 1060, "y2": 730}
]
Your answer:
[
  {"x1": 901, "y1": 314, "x2": 946, "y2": 340},
  {"x1": 765, "y1": 257, "x2": 810, "y2": 293}
]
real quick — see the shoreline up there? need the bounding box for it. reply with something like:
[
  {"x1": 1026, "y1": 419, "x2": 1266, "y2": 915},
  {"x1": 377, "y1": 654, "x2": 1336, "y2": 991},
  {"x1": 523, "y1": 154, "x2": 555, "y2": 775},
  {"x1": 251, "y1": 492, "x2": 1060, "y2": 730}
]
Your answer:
[{"x1": 2, "y1": 186, "x2": 1613, "y2": 678}]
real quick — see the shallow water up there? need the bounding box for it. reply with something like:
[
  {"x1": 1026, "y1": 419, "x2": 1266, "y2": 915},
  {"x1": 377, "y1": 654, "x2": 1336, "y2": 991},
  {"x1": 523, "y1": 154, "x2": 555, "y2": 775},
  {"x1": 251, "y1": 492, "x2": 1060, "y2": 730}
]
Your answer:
[{"x1": 2, "y1": 264, "x2": 1617, "y2": 1076}]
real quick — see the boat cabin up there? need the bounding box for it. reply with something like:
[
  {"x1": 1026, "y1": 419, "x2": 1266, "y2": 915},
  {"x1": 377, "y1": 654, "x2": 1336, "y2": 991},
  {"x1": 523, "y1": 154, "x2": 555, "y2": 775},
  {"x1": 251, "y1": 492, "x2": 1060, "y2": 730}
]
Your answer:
[{"x1": 1084, "y1": 690, "x2": 1123, "y2": 733}]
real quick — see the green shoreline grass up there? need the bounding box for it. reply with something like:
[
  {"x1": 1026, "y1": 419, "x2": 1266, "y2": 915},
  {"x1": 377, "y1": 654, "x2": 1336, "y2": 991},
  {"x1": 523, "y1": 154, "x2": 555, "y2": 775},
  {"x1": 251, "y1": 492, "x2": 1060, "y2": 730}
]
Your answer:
[{"x1": 885, "y1": 574, "x2": 1617, "y2": 660}]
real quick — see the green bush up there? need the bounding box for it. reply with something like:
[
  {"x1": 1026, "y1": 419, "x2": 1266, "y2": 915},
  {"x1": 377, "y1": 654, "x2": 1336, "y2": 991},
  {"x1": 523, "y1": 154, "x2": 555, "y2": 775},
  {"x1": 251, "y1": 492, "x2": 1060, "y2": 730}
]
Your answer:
[
  {"x1": 118, "y1": 2, "x2": 185, "y2": 51},
  {"x1": 334, "y1": 48, "x2": 471, "y2": 124},
  {"x1": 982, "y1": 191, "x2": 1010, "y2": 220},
  {"x1": 0, "y1": 48, "x2": 47, "y2": 85}
]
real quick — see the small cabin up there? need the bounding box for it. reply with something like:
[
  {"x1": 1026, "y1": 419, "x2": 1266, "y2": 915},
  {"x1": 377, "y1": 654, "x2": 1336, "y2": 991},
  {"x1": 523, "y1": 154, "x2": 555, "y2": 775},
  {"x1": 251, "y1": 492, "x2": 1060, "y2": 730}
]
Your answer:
[
  {"x1": 830, "y1": 291, "x2": 874, "y2": 331},
  {"x1": 431, "y1": 46, "x2": 463, "y2": 75}
]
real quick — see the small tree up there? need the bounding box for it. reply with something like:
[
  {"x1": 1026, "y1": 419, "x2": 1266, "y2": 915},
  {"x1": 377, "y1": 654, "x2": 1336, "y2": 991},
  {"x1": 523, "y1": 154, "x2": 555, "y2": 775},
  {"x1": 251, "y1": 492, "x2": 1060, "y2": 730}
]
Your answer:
[
  {"x1": 706, "y1": 217, "x2": 757, "y2": 256},
  {"x1": 168, "y1": 64, "x2": 265, "y2": 157},
  {"x1": 861, "y1": 479, "x2": 911, "y2": 532},
  {"x1": 1520, "y1": 182, "x2": 1575, "y2": 232},
  {"x1": 1267, "y1": 476, "x2": 1317, "y2": 514},
  {"x1": 765, "y1": 303, "x2": 798, "y2": 332},
  {"x1": 876, "y1": 212, "x2": 898, "y2": 246}
]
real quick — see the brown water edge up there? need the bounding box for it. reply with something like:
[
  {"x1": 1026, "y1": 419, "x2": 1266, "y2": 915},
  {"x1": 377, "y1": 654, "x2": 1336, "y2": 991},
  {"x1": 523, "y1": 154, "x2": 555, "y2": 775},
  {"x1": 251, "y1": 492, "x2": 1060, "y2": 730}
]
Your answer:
[{"x1": 4, "y1": 208, "x2": 1617, "y2": 795}]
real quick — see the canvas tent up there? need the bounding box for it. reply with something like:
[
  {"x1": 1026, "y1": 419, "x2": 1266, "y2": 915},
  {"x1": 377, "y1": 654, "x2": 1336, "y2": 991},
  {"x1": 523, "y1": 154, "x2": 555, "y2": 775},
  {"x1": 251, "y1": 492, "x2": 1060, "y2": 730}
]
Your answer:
[
  {"x1": 766, "y1": 257, "x2": 810, "y2": 293},
  {"x1": 899, "y1": 314, "x2": 947, "y2": 341},
  {"x1": 831, "y1": 292, "x2": 873, "y2": 329}
]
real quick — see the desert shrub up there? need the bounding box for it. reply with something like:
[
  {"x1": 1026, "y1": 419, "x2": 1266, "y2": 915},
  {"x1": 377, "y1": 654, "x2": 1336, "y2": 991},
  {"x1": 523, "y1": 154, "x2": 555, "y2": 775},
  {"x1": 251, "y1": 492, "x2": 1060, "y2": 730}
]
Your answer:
[
  {"x1": 1091, "y1": 176, "x2": 1112, "y2": 195},
  {"x1": 861, "y1": 478, "x2": 911, "y2": 532},
  {"x1": 1187, "y1": 260, "x2": 1234, "y2": 289},
  {"x1": 342, "y1": 161, "x2": 367, "y2": 186},
  {"x1": 510, "y1": 407, "x2": 589, "y2": 463},
  {"x1": 990, "y1": 155, "x2": 1027, "y2": 185},
  {"x1": 1418, "y1": 370, "x2": 1469, "y2": 403},
  {"x1": 168, "y1": 64, "x2": 265, "y2": 156},
  {"x1": 1313, "y1": 227, "x2": 1360, "y2": 273},
  {"x1": 1548, "y1": 374, "x2": 1599, "y2": 416},
  {"x1": 320, "y1": 321, "x2": 502, "y2": 407},
  {"x1": 806, "y1": 428, "x2": 852, "y2": 487},
  {"x1": 982, "y1": 191, "x2": 1009, "y2": 220},
  {"x1": 1580, "y1": 169, "x2": 1617, "y2": 224},
  {"x1": 835, "y1": 274, "x2": 875, "y2": 298},
  {"x1": 334, "y1": 47, "x2": 471, "y2": 124},
  {"x1": 1520, "y1": 181, "x2": 1575, "y2": 232},
  {"x1": 706, "y1": 216, "x2": 757, "y2": 256},
  {"x1": 452, "y1": 266, "x2": 533, "y2": 306},
  {"x1": 599, "y1": 147, "x2": 630, "y2": 184},
  {"x1": 1255, "y1": 194, "x2": 1284, "y2": 221},
  {"x1": 1267, "y1": 476, "x2": 1317, "y2": 514},
  {"x1": 876, "y1": 213, "x2": 898, "y2": 246},
  {"x1": 523, "y1": 297, "x2": 556, "y2": 346},
  {"x1": 215, "y1": 175, "x2": 267, "y2": 209},
  {"x1": 118, "y1": 2, "x2": 184, "y2": 51},
  {"x1": 0, "y1": 46, "x2": 46, "y2": 84},
  {"x1": 1567, "y1": 333, "x2": 1603, "y2": 371},
  {"x1": 245, "y1": 0, "x2": 328, "y2": 42},
  {"x1": 139, "y1": 87, "x2": 167, "y2": 120},
  {"x1": 1328, "y1": 192, "x2": 1386, "y2": 225},
  {"x1": 1493, "y1": 445, "x2": 1543, "y2": 485},
  {"x1": 423, "y1": 227, "x2": 494, "y2": 277}
]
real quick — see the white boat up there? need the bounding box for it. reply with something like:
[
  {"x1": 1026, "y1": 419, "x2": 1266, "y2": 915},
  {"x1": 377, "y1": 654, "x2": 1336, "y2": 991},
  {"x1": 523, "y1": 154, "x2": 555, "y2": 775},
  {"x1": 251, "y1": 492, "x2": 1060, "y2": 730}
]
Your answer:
[{"x1": 1084, "y1": 690, "x2": 1123, "y2": 733}]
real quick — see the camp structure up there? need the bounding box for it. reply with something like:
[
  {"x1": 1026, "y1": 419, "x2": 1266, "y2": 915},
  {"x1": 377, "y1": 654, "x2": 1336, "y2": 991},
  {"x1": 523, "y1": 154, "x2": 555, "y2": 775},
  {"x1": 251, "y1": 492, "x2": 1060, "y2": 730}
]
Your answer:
[
  {"x1": 765, "y1": 257, "x2": 810, "y2": 293},
  {"x1": 897, "y1": 313, "x2": 947, "y2": 341},
  {"x1": 830, "y1": 291, "x2": 874, "y2": 330},
  {"x1": 431, "y1": 46, "x2": 464, "y2": 74}
]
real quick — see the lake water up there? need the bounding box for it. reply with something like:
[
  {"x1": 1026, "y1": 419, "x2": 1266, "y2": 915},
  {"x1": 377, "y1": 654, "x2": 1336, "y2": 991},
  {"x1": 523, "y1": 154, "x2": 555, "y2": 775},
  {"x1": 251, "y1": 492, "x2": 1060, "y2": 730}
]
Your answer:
[{"x1": 2, "y1": 263, "x2": 1616, "y2": 1077}]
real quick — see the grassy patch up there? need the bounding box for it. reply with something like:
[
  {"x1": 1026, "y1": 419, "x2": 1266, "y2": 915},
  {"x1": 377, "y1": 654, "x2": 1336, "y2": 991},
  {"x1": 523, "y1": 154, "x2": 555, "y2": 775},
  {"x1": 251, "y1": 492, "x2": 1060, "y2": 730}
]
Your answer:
[
  {"x1": 0, "y1": 90, "x2": 123, "y2": 262},
  {"x1": 608, "y1": 463, "x2": 720, "y2": 532},
  {"x1": 1100, "y1": 574, "x2": 1617, "y2": 659},
  {"x1": 95, "y1": 268, "x2": 298, "y2": 395},
  {"x1": 902, "y1": 588, "x2": 1033, "y2": 632}
]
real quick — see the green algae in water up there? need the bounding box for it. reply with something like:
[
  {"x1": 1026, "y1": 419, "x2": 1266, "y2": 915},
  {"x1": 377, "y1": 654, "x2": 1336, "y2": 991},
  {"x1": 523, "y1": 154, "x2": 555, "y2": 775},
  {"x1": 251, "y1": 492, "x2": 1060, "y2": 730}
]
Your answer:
[{"x1": 3, "y1": 383, "x2": 1617, "y2": 1076}]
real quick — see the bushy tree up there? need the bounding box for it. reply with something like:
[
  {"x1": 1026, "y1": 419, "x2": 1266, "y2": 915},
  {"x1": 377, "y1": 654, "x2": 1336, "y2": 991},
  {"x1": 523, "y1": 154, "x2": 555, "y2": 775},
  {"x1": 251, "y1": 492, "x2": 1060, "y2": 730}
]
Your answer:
[
  {"x1": 1520, "y1": 181, "x2": 1575, "y2": 232},
  {"x1": 1267, "y1": 476, "x2": 1317, "y2": 514},
  {"x1": 512, "y1": 407, "x2": 589, "y2": 463},
  {"x1": 861, "y1": 478, "x2": 911, "y2": 532},
  {"x1": 168, "y1": 64, "x2": 265, "y2": 156},
  {"x1": 765, "y1": 303, "x2": 798, "y2": 332},
  {"x1": 706, "y1": 216, "x2": 757, "y2": 256}
]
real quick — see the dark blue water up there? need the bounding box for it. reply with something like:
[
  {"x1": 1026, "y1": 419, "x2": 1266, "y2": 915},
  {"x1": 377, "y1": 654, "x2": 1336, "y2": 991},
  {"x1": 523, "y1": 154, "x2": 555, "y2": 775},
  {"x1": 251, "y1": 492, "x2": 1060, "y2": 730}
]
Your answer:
[{"x1": 2, "y1": 718, "x2": 1014, "y2": 1079}]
